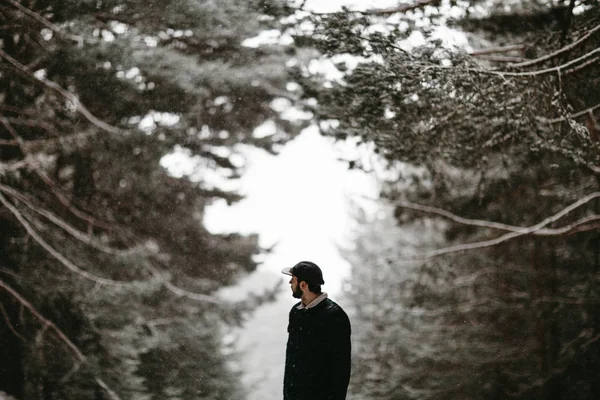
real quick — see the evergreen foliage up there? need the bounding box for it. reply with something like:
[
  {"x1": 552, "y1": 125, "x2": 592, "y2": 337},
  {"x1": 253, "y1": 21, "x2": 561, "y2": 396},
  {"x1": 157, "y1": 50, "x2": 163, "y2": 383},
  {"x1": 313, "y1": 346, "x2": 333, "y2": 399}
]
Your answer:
[{"x1": 0, "y1": 0, "x2": 296, "y2": 398}]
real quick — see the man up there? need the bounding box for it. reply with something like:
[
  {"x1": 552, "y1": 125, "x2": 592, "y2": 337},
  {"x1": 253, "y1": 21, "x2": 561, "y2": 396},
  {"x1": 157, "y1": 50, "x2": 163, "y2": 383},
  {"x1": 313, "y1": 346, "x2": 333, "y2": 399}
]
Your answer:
[{"x1": 281, "y1": 261, "x2": 351, "y2": 400}]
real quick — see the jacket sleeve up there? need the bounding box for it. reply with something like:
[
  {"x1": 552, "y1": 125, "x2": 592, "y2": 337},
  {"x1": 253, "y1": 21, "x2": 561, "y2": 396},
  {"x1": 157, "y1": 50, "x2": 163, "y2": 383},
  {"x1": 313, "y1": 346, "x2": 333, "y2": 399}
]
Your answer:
[{"x1": 325, "y1": 309, "x2": 352, "y2": 400}]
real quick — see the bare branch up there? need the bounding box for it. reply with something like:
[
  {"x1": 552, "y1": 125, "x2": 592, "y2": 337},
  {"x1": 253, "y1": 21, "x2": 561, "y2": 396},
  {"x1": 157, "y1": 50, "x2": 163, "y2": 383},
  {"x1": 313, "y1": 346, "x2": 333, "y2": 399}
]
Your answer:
[
  {"x1": 0, "y1": 49, "x2": 121, "y2": 134},
  {"x1": 509, "y1": 21, "x2": 600, "y2": 69},
  {"x1": 0, "y1": 191, "x2": 132, "y2": 286},
  {"x1": 479, "y1": 47, "x2": 600, "y2": 77},
  {"x1": 474, "y1": 55, "x2": 526, "y2": 63},
  {"x1": 0, "y1": 278, "x2": 122, "y2": 400},
  {"x1": 563, "y1": 55, "x2": 599, "y2": 75},
  {"x1": 311, "y1": 0, "x2": 438, "y2": 15},
  {"x1": 419, "y1": 47, "x2": 600, "y2": 78},
  {"x1": 545, "y1": 102, "x2": 600, "y2": 124},
  {"x1": 397, "y1": 192, "x2": 600, "y2": 261},
  {"x1": 395, "y1": 200, "x2": 600, "y2": 236},
  {"x1": 0, "y1": 184, "x2": 135, "y2": 256}
]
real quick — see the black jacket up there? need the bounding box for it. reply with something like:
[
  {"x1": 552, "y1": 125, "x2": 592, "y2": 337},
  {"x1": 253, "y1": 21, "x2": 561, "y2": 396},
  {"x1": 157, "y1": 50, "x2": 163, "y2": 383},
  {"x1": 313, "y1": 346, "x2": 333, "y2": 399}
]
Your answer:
[{"x1": 284, "y1": 297, "x2": 351, "y2": 400}]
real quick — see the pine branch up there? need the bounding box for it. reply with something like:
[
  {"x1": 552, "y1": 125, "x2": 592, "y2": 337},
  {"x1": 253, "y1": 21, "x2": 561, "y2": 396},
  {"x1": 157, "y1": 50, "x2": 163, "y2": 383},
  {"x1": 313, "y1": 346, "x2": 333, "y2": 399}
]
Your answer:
[
  {"x1": 0, "y1": 117, "x2": 126, "y2": 235},
  {"x1": 0, "y1": 184, "x2": 135, "y2": 256},
  {"x1": 5, "y1": 0, "x2": 85, "y2": 44},
  {"x1": 545, "y1": 101, "x2": 600, "y2": 123},
  {"x1": 396, "y1": 192, "x2": 600, "y2": 261},
  {"x1": 0, "y1": 191, "x2": 132, "y2": 286},
  {"x1": 0, "y1": 278, "x2": 122, "y2": 400},
  {"x1": 0, "y1": 49, "x2": 121, "y2": 135}
]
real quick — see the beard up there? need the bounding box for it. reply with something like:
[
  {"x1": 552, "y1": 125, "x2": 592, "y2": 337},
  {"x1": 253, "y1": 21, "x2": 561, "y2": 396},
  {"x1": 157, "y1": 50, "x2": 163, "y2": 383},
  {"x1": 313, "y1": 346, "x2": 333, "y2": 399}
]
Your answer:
[{"x1": 292, "y1": 285, "x2": 303, "y2": 299}]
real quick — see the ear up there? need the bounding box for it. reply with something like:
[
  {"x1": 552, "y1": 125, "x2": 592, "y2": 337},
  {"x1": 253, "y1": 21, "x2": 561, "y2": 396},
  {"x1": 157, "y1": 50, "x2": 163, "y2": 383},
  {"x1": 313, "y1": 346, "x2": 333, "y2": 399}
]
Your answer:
[{"x1": 299, "y1": 281, "x2": 308, "y2": 291}]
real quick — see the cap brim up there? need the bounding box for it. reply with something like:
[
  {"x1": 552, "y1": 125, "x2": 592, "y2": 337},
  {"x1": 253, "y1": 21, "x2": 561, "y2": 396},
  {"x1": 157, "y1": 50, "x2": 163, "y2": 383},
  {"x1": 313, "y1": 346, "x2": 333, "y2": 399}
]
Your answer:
[{"x1": 281, "y1": 267, "x2": 293, "y2": 276}]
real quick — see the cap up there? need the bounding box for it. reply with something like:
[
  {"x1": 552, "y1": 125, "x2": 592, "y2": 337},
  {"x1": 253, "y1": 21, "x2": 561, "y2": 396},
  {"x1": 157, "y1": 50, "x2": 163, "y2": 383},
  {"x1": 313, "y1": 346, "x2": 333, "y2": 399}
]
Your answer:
[{"x1": 281, "y1": 261, "x2": 325, "y2": 286}]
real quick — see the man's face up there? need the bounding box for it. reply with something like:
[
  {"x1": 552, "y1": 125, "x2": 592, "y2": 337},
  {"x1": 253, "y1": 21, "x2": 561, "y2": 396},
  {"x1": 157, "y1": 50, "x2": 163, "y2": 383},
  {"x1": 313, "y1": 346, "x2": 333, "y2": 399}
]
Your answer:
[{"x1": 289, "y1": 275, "x2": 303, "y2": 299}]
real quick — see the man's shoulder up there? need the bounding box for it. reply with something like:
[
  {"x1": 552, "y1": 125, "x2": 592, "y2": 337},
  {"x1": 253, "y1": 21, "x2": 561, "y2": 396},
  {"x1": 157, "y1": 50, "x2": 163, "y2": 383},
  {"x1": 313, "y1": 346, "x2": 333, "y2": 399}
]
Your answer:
[
  {"x1": 320, "y1": 298, "x2": 348, "y2": 317},
  {"x1": 289, "y1": 302, "x2": 302, "y2": 313}
]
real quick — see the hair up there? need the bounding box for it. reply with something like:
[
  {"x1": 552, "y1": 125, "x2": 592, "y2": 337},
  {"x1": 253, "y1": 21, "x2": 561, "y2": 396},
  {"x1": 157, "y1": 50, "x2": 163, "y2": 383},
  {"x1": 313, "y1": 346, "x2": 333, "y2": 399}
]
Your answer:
[{"x1": 307, "y1": 283, "x2": 322, "y2": 294}]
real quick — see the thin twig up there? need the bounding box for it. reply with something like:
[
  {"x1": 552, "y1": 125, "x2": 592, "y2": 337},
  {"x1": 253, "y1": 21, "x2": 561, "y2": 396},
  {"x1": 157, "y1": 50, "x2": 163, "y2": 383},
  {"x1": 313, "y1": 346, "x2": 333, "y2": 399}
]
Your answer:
[
  {"x1": 0, "y1": 278, "x2": 122, "y2": 400},
  {"x1": 563, "y1": 55, "x2": 599, "y2": 75}
]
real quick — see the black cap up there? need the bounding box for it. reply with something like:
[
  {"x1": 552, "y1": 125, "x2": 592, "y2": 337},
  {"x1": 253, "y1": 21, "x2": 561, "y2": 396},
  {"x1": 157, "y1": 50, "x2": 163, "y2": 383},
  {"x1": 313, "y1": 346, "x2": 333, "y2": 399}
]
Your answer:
[{"x1": 281, "y1": 261, "x2": 325, "y2": 286}]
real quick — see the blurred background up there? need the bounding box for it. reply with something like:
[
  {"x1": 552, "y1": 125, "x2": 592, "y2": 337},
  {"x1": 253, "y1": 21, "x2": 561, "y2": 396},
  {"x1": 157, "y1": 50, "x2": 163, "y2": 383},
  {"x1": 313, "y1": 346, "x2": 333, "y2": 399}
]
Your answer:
[{"x1": 1, "y1": 0, "x2": 599, "y2": 399}]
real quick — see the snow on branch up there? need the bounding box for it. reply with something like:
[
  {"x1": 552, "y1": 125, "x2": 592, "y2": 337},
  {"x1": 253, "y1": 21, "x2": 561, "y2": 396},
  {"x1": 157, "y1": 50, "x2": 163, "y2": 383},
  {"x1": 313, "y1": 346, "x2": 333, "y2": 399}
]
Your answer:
[{"x1": 0, "y1": 278, "x2": 122, "y2": 400}]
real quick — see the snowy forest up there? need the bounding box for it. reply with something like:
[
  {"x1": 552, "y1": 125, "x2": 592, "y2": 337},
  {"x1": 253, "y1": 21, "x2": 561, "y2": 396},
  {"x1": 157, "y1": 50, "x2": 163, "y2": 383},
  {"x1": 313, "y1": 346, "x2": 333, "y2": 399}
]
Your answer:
[{"x1": 1, "y1": 0, "x2": 599, "y2": 399}]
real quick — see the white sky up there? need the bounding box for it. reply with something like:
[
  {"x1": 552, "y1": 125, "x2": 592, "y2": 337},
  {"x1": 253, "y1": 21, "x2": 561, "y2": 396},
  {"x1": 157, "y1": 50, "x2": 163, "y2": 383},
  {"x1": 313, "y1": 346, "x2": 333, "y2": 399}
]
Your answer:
[{"x1": 206, "y1": 125, "x2": 381, "y2": 297}]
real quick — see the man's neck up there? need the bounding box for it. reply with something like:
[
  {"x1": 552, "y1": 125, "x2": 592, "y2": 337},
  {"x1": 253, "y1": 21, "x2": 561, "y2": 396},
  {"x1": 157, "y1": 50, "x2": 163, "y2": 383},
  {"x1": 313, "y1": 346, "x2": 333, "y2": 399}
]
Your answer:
[{"x1": 301, "y1": 291, "x2": 320, "y2": 307}]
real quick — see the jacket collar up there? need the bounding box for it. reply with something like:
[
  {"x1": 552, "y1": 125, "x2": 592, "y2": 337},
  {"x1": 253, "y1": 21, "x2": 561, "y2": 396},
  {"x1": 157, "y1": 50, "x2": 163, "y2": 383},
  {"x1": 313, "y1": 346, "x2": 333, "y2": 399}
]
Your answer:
[{"x1": 297, "y1": 292, "x2": 328, "y2": 310}]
